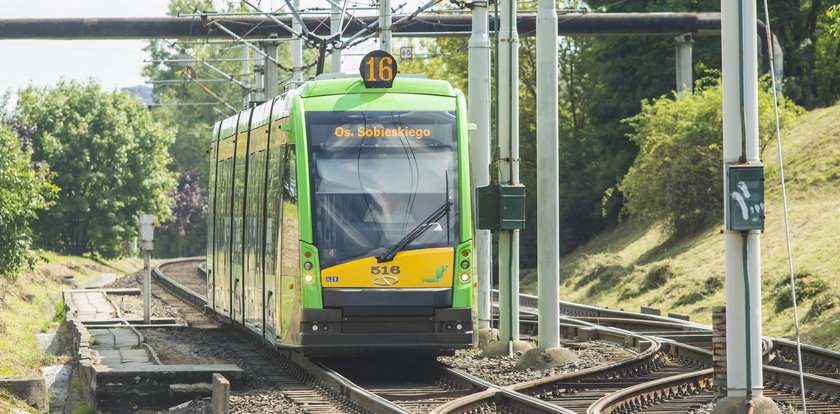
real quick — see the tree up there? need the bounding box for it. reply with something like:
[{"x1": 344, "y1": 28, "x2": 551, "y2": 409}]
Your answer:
[
  {"x1": 618, "y1": 77, "x2": 801, "y2": 234},
  {"x1": 155, "y1": 170, "x2": 207, "y2": 257},
  {"x1": 767, "y1": 0, "x2": 840, "y2": 109},
  {"x1": 17, "y1": 80, "x2": 177, "y2": 258},
  {"x1": 143, "y1": 0, "x2": 329, "y2": 257},
  {"x1": 830, "y1": 4, "x2": 840, "y2": 36},
  {"x1": 0, "y1": 117, "x2": 56, "y2": 279}
]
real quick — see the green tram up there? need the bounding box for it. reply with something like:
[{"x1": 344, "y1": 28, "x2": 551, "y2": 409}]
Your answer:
[{"x1": 206, "y1": 63, "x2": 475, "y2": 351}]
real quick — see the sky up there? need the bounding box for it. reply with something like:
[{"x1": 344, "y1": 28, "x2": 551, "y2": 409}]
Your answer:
[
  {"x1": 0, "y1": 0, "x2": 173, "y2": 93},
  {"x1": 0, "y1": 0, "x2": 407, "y2": 104}
]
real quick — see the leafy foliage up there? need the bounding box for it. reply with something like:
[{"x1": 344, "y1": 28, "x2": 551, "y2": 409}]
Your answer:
[
  {"x1": 17, "y1": 80, "x2": 176, "y2": 258},
  {"x1": 156, "y1": 170, "x2": 207, "y2": 257},
  {"x1": 143, "y1": 0, "x2": 328, "y2": 257},
  {"x1": 768, "y1": 0, "x2": 840, "y2": 109},
  {"x1": 0, "y1": 118, "x2": 57, "y2": 279},
  {"x1": 617, "y1": 77, "x2": 801, "y2": 234},
  {"x1": 830, "y1": 5, "x2": 840, "y2": 37}
]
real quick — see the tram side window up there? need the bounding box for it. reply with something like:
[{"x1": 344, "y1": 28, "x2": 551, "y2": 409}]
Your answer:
[
  {"x1": 208, "y1": 143, "x2": 217, "y2": 270},
  {"x1": 265, "y1": 145, "x2": 286, "y2": 277},
  {"x1": 232, "y1": 151, "x2": 247, "y2": 264},
  {"x1": 280, "y1": 144, "x2": 299, "y2": 282}
]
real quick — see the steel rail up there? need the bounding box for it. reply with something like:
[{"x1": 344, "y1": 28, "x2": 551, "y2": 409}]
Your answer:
[
  {"x1": 152, "y1": 257, "x2": 207, "y2": 307},
  {"x1": 154, "y1": 258, "x2": 411, "y2": 414},
  {"x1": 428, "y1": 364, "x2": 577, "y2": 414},
  {"x1": 772, "y1": 338, "x2": 840, "y2": 379},
  {"x1": 588, "y1": 368, "x2": 714, "y2": 414},
  {"x1": 763, "y1": 365, "x2": 840, "y2": 404},
  {"x1": 185, "y1": 261, "x2": 840, "y2": 411}
]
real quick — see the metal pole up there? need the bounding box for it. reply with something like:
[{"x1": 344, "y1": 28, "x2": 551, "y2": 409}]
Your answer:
[
  {"x1": 379, "y1": 0, "x2": 392, "y2": 52},
  {"x1": 331, "y1": 0, "x2": 343, "y2": 72},
  {"x1": 292, "y1": 0, "x2": 303, "y2": 82},
  {"x1": 675, "y1": 33, "x2": 693, "y2": 99},
  {"x1": 536, "y1": 0, "x2": 559, "y2": 349},
  {"x1": 721, "y1": 0, "x2": 762, "y2": 400},
  {"x1": 243, "y1": 45, "x2": 251, "y2": 106},
  {"x1": 497, "y1": 0, "x2": 520, "y2": 346},
  {"x1": 254, "y1": 58, "x2": 265, "y2": 101},
  {"x1": 144, "y1": 250, "x2": 151, "y2": 324},
  {"x1": 139, "y1": 214, "x2": 154, "y2": 325},
  {"x1": 468, "y1": 1, "x2": 492, "y2": 332},
  {"x1": 264, "y1": 40, "x2": 280, "y2": 98}
]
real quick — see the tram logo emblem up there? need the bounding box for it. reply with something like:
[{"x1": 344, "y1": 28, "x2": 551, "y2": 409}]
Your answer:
[{"x1": 373, "y1": 275, "x2": 399, "y2": 286}]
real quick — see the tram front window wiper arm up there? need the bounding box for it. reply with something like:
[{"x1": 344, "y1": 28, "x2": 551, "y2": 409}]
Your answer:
[{"x1": 376, "y1": 199, "x2": 452, "y2": 263}]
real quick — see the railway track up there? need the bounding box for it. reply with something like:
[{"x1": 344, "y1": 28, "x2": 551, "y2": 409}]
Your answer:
[
  {"x1": 151, "y1": 259, "x2": 840, "y2": 413},
  {"x1": 151, "y1": 259, "x2": 393, "y2": 413},
  {"x1": 154, "y1": 259, "x2": 575, "y2": 413},
  {"x1": 505, "y1": 291, "x2": 840, "y2": 413}
]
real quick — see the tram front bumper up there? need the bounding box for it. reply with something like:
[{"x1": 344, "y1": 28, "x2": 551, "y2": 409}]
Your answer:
[{"x1": 297, "y1": 307, "x2": 474, "y2": 349}]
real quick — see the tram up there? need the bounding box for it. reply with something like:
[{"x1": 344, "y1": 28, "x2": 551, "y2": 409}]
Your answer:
[{"x1": 205, "y1": 51, "x2": 475, "y2": 350}]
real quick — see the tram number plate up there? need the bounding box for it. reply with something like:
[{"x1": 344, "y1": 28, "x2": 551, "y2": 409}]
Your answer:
[
  {"x1": 370, "y1": 265, "x2": 401, "y2": 275},
  {"x1": 360, "y1": 50, "x2": 398, "y2": 88}
]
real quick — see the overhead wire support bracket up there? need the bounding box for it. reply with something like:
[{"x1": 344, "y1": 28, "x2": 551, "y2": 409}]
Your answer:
[
  {"x1": 192, "y1": 7, "x2": 292, "y2": 72},
  {"x1": 192, "y1": 78, "x2": 238, "y2": 112},
  {"x1": 342, "y1": 0, "x2": 442, "y2": 50},
  {"x1": 239, "y1": 0, "x2": 339, "y2": 76},
  {"x1": 240, "y1": 0, "x2": 307, "y2": 42},
  {"x1": 241, "y1": 0, "x2": 335, "y2": 50},
  {"x1": 282, "y1": 0, "x2": 313, "y2": 38},
  {"x1": 167, "y1": 42, "x2": 251, "y2": 92}
]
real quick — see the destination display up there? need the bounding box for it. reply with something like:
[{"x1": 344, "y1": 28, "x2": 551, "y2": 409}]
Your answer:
[
  {"x1": 307, "y1": 111, "x2": 457, "y2": 149},
  {"x1": 333, "y1": 126, "x2": 432, "y2": 139}
]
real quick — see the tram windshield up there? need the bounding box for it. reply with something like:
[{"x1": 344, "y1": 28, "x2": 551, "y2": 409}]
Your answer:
[{"x1": 306, "y1": 111, "x2": 459, "y2": 268}]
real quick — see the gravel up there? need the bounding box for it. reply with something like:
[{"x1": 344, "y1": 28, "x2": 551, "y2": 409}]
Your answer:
[
  {"x1": 103, "y1": 273, "x2": 303, "y2": 413},
  {"x1": 108, "y1": 272, "x2": 189, "y2": 324},
  {"x1": 104, "y1": 272, "x2": 622, "y2": 412},
  {"x1": 693, "y1": 400, "x2": 807, "y2": 414},
  {"x1": 438, "y1": 342, "x2": 614, "y2": 386}
]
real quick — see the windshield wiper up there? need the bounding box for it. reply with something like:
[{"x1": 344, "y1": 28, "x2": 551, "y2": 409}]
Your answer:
[{"x1": 376, "y1": 199, "x2": 453, "y2": 263}]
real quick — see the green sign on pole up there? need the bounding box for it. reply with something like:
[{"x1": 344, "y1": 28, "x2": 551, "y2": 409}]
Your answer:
[{"x1": 725, "y1": 164, "x2": 765, "y2": 231}]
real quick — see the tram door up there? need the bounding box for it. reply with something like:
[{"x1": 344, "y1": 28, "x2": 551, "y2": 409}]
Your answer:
[{"x1": 264, "y1": 138, "x2": 285, "y2": 342}]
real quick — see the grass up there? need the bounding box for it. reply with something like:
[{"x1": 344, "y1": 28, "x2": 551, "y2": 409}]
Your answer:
[
  {"x1": 521, "y1": 103, "x2": 840, "y2": 350},
  {"x1": 0, "y1": 389, "x2": 38, "y2": 413},
  {"x1": 0, "y1": 253, "x2": 142, "y2": 376}
]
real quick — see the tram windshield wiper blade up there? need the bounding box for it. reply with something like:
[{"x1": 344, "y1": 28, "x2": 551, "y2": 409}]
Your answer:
[{"x1": 376, "y1": 200, "x2": 453, "y2": 263}]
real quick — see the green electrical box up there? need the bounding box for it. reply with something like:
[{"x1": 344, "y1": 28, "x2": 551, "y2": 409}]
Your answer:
[
  {"x1": 725, "y1": 163, "x2": 765, "y2": 231},
  {"x1": 476, "y1": 184, "x2": 526, "y2": 230}
]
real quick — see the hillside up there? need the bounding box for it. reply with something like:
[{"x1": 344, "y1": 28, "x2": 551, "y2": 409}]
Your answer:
[{"x1": 521, "y1": 103, "x2": 840, "y2": 351}]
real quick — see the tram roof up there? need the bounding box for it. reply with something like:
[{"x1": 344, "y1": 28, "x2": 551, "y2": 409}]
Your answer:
[{"x1": 301, "y1": 77, "x2": 456, "y2": 98}]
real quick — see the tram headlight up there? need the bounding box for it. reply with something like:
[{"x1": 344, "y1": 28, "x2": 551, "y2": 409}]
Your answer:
[
  {"x1": 303, "y1": 261, "x2": 313, "y2": 270},
  {"x1": 304, "y1": 274, "x2": 314, "y2": 284},
  {"x1": 460, "y1": 260, "x2": 469, "y2": 269},
  {"x1": 459, "y1": 272, "x2": 470, "y2": 282}
]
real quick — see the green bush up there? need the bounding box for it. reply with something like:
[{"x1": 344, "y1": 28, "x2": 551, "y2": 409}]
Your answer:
[
  {"x1": 17, "y1": 80, "x2": 176, "y2": 258},
  {"x1": 0, "y1": 122, "x2": 57, "y2": 280},
  {"x1": 803, "y1": 295, "x2": 836, "y2": 323},
  {"x1": 616, "y1": 76, "x2": 801, "y2": 235},
  {"x1": 773, "y1": 271, "x2": 829, "y2": 312}
]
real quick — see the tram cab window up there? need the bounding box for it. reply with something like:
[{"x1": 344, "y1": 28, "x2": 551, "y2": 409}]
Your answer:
[{"x1": 306, "y1": 111, "x2": 459, "y2": 268}]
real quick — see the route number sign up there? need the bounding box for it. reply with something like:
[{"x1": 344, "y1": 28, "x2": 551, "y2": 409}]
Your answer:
[
  {"x1": 360, "y1": 50, "x2": 398, "y2": 88},
  {"x1": 400, "y1": 46, "x2": 413, "y2": 60}
]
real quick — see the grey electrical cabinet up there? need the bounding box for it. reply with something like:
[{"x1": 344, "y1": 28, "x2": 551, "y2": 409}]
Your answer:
[
  {"x1": 725, "y1": 163, "x2": 765, "y2": 231},
  {"x1": 476, "y1": 184, "x2": 526, "y2": 230}
]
